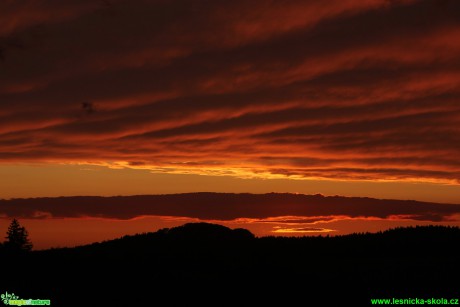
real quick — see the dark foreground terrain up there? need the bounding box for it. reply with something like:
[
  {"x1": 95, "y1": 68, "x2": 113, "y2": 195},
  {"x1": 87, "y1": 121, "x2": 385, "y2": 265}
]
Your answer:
[{"x1": 1, "y1": 223, "x2": 459, "y2": 306}]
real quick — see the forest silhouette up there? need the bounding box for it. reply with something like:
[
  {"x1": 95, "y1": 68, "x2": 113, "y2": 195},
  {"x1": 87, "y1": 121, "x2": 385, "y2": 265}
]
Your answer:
[{"x1": 0, "y1": 222, "x2": 459, "y2": 306}]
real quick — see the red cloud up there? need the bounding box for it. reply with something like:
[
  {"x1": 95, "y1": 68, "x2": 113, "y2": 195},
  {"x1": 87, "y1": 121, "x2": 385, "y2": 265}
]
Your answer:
[{"x1": 1, "y1": 0, "x2": 460, "y2": 183}]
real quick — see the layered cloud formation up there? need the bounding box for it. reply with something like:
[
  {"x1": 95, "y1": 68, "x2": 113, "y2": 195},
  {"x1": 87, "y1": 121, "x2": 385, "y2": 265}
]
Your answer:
[
  {"x1": 1, "y1": 0, "x2": 460, "y2": 183},
  {"x1": 2, "y1": 193, "x2": 460, "y2": 222}
]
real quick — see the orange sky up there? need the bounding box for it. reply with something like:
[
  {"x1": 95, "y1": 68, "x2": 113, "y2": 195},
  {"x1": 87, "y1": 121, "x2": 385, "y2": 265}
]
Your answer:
[
  {"x1": 1, "y1": 164, "x2": 460, "y2": 204},
  {"x1": 1, "y1": 0, "x2": 460, "y2": 249}
]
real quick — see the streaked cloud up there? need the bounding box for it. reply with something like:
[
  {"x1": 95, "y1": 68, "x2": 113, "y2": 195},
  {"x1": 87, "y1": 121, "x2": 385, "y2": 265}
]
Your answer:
[
  {"x1": 1, "y1": 0, "x2": 459, "y2": 183},
  {"x1": 272, "y1": 227, "x2": 336, "y2": 234}
]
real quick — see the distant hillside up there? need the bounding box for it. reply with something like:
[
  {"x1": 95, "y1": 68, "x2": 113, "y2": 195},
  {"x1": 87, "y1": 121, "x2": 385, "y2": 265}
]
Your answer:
[
  {"x1": 37, "y1": 222, "x2": 460, "y2": 253},
  {"x1": 51, "y1": 222, "x2": 256, "y2": 253}
]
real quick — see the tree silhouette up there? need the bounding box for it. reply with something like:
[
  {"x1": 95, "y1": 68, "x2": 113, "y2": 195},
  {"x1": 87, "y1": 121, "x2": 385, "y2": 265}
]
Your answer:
[{"x1": 4, "y1": 218, "x2": 33, "y2": 252}]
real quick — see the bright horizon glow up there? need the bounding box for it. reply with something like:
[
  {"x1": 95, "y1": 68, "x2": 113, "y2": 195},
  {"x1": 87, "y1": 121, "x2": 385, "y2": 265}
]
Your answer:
[{"x1": 1, "y1": 164, "x2": 460, "y2": 204}]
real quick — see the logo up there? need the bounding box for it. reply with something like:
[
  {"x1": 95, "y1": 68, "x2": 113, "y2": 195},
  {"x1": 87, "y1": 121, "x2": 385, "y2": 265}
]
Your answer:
[{"x1": 1, "y1": 292, "x2": 50, "y2": 306}]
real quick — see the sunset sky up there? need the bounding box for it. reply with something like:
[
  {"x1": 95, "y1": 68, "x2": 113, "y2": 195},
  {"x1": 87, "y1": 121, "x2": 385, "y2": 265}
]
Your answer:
[{"x1": 1, "y1": 0, "x2": 460, "y2": 249}]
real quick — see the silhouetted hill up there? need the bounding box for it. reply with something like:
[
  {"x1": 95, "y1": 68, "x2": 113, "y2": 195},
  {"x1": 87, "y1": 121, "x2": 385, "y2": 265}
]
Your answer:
[
  {"x1": 51, "y1": 222, "x2": 255, "y2": 255},
  {"x1": 166, "y1": 222, "x2": 255, "y2": 240},
  {"x1": 1, "y1": 224, "x2": 459, "y2": 307}
]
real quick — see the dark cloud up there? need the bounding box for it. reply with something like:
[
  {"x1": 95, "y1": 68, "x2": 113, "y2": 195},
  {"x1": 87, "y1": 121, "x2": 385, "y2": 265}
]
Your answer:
[
  {"x1": 1, "y1": 193, "x2": 459, "y2": 222},
  {"x1": 1, "y1": 0, "x2": 460, "y2": 183},
  {"x1": 81, "y1": 102, "x2": 95, "y2": 115}
]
